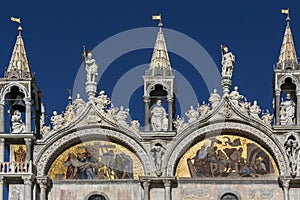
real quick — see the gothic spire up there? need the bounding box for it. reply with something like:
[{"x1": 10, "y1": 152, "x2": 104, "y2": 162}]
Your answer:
[
  {"x1": 5, "y1": 22, "x2": 32, "y2": 79},
  {"x1": 277, "y1": 12, "x2": 299, "y2": 69},
  {"x1": 147, "y1": 18, "x2": 172, "y2": 76}
]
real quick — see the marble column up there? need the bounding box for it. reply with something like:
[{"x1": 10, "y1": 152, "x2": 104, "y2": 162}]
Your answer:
[
  {"x1": 0, "y1": 103, "x2": 4, "y2": 133},
  {"x1": 0, "y1": 139, "x2": 5, "y2": 162},
  {"x1": 24, "y1": 138, "x2": 32, "y2": 162},
  {"x1": 144, "y1": 97, "x2": 150, "y2": 131},
  {"x1": 23, "y1": 176, "x2": 32, "y2": 200},
  {"x1": 0, "y1": 176, "x2": 4, "y2": 200},
  {"x1": 164, "y1": 180, "x2": 171, "y2": 200},
  {"x1": 281, "y1": 178, "x2": 290, "y2": 200},
  {"x1": 167, "y1": 98, "x2": 173, "y2": 131},
  {"x1": 37, "y1": 176, "x2": 50, "y2": 200},
  {"x1": 297, "y1": 90, "x2": 300, "y2": 125},
  {"x1": 25, "y1": 98, "x2": 31, "y2": 133},
  {"x1": 275, "y1": 90, "x2": 280, "y2": 125},
  {"x1": 142, "y1": 181, "x2": 150, "y2": 200}
]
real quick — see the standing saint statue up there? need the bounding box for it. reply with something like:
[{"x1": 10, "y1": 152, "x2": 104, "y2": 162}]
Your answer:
[
  {"x1": 85, "y1": 52, "x2": 98, "y2": 83},
  {"x1": 280, "y1": 93, "x2": 295, "y2": 125},
  {"x1": 150, "y1": 100, "x2": 168, "y2": 131},
  {"x1": 11, "y1": 110, "x2": 26, "y2": 133},
  {"x1": 221, "y1": 45, "x2": 235, "y2": 78}
]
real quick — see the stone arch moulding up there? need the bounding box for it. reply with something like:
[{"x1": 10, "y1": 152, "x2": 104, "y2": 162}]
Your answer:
[
  {"x1": 0, "y1": 82, "x2": 30, "y2": 104},
  {"x1": 34, "y1": 128, "x2": 151, "y2": 177},
  {"x1": 277, "y1": 75, "x2": 299, "y2": 91},
  {"x1": 166, "y1": 122, "x2": 289, "y2": 176},
  {"x1": 84, "y1": 191, "x2": 109, "y2": 200},
  {"x1": 146, "y1": 82, "x2": 171, "y2": 97}
]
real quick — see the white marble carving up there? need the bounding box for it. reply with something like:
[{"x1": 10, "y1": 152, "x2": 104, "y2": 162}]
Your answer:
[
  {"x1": 151, "y1": 143, "x2": 165, "y2": 175},
  {"x1": 185, "y1": 105, "x2": 198, "y2": 123},
  {"x1": 11, "y1": 110, "x2": 26, "y2": 133},
  {"x1": 150, "y1": 99, "x2": 168, "y2": 131},
  {"x1": 280, "y1": 93, "x2": 295, "y2": 125},
  {"x1": 50, "y1": 111, "x2": 64, "y2": 131},
  {"x1": 116, "y1": 106, "x2": 130, "y2": 127},
  {"x1": 209, "y1": 89, "x2": 221, "y2": 109},
  {"x1": 229, "y1": 86, "x2": 243, "y2": 105},
  {"x1": 86, "y1": 111, "x2": 101, "y2": 124},
  {"x1": 85, "y1": 52, "x2": 98, "y2": 83},
  {"x1": 64, "y1": 105, "x2": 75, "y2": 125},
  {"x1": 73, "y1": 94, "x2": 85, "y2": 116},
  {"x1": 249, "y1": 100, "x2": 261, "y2": 119},
  {"x1": 221, "y1": 45, "x2": 235, "y2": 78},
  {"x1": 284, "y1": 137, "x2": 300, "y2": 177},
  {"x1": 130, "y1": 120, "x2": 140, "y2": 132},
  {"x1": 198, "y1": 102, "x2": 210, "y2": 119},
  {"x1": 261, "y1": 110, "x2": 273, "y2": 126},
  {"x1": 173, "y1": 115, "x2": 185, "y2": 132},
  {"x1": 95, "y1": 91, "x2": 111, "y2": 111}
]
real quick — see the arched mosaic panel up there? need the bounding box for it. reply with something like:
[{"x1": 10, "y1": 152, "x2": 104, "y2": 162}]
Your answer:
[
  {"x1": 176, "y1": 135, "x2": 278, "y2": 178},
  {"x1": 48, "y1": 140, "x2": 144, "y2": 180}
]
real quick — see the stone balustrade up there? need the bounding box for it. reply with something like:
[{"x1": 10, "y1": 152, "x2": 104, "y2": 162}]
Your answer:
[{"x1": 0, "y1": 161, "x2": 32, "y2": 173}]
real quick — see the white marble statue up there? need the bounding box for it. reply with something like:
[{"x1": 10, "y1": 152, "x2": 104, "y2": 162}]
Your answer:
[
  {"x1": 285, "y1": 138, "x2": 300, "y2": 176},
  {"x1": 41, "y1": 125, "x2": 51, "y2": 137},
  {"x1": 280, "y1": 94, "x2": 295, "y2": 125},
  {"x1": 106, "y1": 104, "x2": 119, "y2": 120},
  {"x1": 221, "y1": 45, "x2": 235, "y2": 78},
  {"x1": 240, "y1": 100, "x2": 250, "y2": 115},
  {"x1": 116, "y1": 106, "x2": 130, "y2": 127},
  {"x1": 73, "y1": 94, "x2": 85, "y2": 116},
  {"x1": 151, "y1": 143, "x2": 165, "y2": 172},
  {"x1": 261, "y1": 110, "x2": 273, "y2": 126},
  {"x1": 64, "y1": 105, "x2": 75, "y2": 124},
  {"x1": 150, "y1": 100, "x2": 168, "y2": 131},
  {"x1": 51, "y1": 111, "x2": 64, "y2": 131},
  {"x1": 185, "y1": 105, "x2": 199, "y2": 123},
  {"x1": 209, "y1": 89, "x2": 221, "y2": 109},
  {"x1": 95, "y1": 91, "x2": 111, "y2": 110},
  {"x1": 11, "y1": 110, "x2": 26, "y2": 133},
  {"x1": 85, "y1": 52, "x2": 98, "y2": 83},
  {"x1": 229, "y1": 86, "x2": 243, "y2": 106},
  {"x1": 198, "y1": 102, "x2": 210, "y2": 118},
  {"x1": 130, "y1": 120, "x2": 140, "y2": 131},
  {"x1": 173, "y1": 115, "x2": 185, "y2": 131},
  {"x1": 249, "y1": 100, "x2": 261, "y2": 119}
]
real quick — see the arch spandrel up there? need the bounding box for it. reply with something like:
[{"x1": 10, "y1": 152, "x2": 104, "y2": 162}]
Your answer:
[
  {"x1": 176, "y1": 135, "x2": 278, "y2": 178},
  {"x1": 34, "y1": 128, "x2": 150, "y2": 177},
  {"x1": 166, "y1": 122, "x2": 288, "y2": 177},
  {"x1": 48, "y1": 140, "x2": 144, "y2": 180}
]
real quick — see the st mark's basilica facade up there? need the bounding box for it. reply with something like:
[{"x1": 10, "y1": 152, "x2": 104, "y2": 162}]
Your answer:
[{"x1": 0, "y1": 14, "x2": 299, "y2": 200}]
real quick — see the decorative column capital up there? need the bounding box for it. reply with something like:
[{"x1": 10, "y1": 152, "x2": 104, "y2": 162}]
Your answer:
[
  {"x1": 22, "y1": 175, "x2": 33, "y2": 185},
  {"x1": 280, "y1": 177, "x2": 290, "y2": 189},
  {"x1": 24, "y1": 138, "x2": 32, "y2": 145},
  {"x1": 24, "y1": 98, "x2": 31, "y2": 105},
  {"x1": 142, "y1": 180, "x2": 151, "y2": 188},
  {"x1": 143, "y1": 96, "x2": 150, "y2": 102},
  {"x1": 275, "y1": 90, "x2": 281, "y2": 95},
  {"x1": 37, "y1": 176, "x2": 51, "y2": 188},
  {"x1": 0, "y1": 138, "x2": 5, "y2": 144},
  {"x1": 163, "y1": 180, "x2": 172, "y2": 188}
]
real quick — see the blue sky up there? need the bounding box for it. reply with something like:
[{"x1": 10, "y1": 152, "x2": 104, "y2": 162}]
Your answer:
[{"x1": 0, "y1": 1, "x2": 300, "y2": 126}]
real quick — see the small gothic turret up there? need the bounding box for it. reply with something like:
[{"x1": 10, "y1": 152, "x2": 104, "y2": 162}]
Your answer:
[
  {"x1": 0, "y1": 20, "x2": 42, "y2": 135},
  {"x1": 276, "y1": 14, "x2": 299, "y2": 70},
  {"x1": 143, "y1": 16, "x2": 175, "y2": 131},
  {"x1": 273, "y1": 10, "x2": 300, "y2": 126}
]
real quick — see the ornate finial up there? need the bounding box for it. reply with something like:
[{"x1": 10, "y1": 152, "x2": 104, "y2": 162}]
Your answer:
[
  {"x1": 152, "y1": 14, "x2": 163, "y2": 31},
  {"x1": 281, "y1": 8, "x2": 290, "y2": 25},
  {"x1": 67, "y1": 88, "x2": 72, "y2": 105},
  {"x1": 82, "y1": 45, "x2": 87, "y2": 60},
  {"x1": 11, "y1": 17, "x2": 22, "y2": 36}
]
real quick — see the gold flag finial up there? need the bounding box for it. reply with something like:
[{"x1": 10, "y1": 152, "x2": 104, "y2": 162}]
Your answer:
[
  {"x1": 152, "y1": 14, "x2": 163, "y2": 29},
  {"x1": 281, "y1": 8, "x2": 289, "y2": 15},
  {"x1": 11, "y1": 17, "x2": 21, "y2": 24}
]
